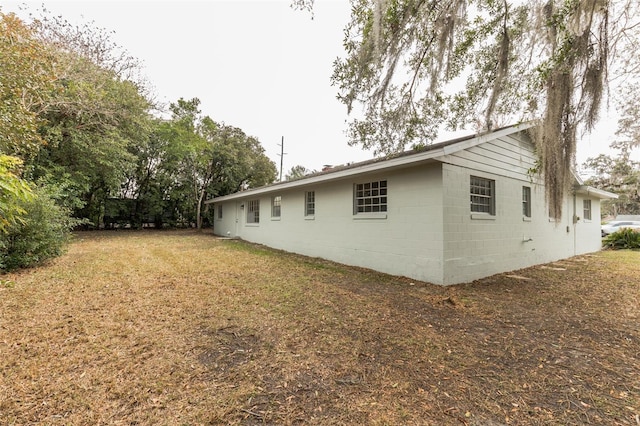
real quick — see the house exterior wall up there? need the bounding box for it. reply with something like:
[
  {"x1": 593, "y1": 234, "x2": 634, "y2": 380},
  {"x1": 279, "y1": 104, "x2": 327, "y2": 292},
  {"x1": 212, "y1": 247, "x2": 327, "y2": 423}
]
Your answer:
[
  {"x1": 439, "y1": 134, "x2": 602, "y2": 284},
  {"x1": 211, "y1": 129, "x2": 608, "y2": 286},
  {"x1": 214, "y1": 163, "x2": 448, "y2": 284},
  {"x1": 574, "y1": 193, "x2": 603, "y2": 254},
  {"x1": 213, "y1": 200, "x2": 239, "y2": 239}
]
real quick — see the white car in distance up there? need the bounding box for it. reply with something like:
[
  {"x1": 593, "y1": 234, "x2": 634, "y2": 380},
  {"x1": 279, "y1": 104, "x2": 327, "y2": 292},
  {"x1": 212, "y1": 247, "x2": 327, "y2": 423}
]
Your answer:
[{"x1": 601, "y1": 221, "x2": 640, "y2": 237}]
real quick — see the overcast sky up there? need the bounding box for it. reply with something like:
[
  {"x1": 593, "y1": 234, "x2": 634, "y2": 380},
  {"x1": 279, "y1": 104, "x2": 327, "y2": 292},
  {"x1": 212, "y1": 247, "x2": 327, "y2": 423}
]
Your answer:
[{"x1": 3, "y1": 0, "x2": 624, "y2": 176}]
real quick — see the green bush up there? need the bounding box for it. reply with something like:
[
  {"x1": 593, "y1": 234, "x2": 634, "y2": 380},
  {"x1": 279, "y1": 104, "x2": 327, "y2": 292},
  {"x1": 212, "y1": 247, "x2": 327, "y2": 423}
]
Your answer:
[
  {"x1": 603, "y1": 227, "x2": 640, "y2": 250},
  {"x1": 0, "y1": 186, "x2": 76, "y2": 272}
]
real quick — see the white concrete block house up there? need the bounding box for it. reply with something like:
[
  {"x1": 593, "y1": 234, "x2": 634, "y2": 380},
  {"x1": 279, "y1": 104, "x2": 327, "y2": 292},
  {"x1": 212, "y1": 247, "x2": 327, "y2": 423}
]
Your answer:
[{"x1": 206, "y1": 124, "x2": 616, "y2": 285}]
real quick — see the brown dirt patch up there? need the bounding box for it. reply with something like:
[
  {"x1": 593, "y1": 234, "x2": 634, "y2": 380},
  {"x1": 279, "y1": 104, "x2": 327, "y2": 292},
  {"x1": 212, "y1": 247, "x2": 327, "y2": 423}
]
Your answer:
[{"x1": 0, "y1": 230, "x2": 638, "y2": 425}]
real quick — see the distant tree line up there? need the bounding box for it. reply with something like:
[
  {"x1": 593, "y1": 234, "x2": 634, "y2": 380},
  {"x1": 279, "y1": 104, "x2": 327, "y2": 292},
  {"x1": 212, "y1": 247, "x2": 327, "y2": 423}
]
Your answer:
[
  {"x1": 582, "y1": 88, "x2": 640, "y2": 218},
  {"x1": 0, "y1": 10, "x2": 276, "y2": 271}
]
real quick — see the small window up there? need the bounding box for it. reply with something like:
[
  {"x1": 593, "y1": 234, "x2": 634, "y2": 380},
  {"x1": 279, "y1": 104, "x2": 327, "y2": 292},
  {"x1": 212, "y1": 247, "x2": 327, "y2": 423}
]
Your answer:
[
  {"x1": 271, "y1": 196, "x2": 281, "y2": 218},
  {"x1": 247, "y1": 199, "x2": 259, "y2": 224},
  {"x1": 305, "y1": 191, "x2": 315, "y2": 216},
  {"x1": 354, "y1": 180, "x2": 388, "y2": 213},
  {"x1": 470, "y1": 176, "x2": 495, "y2": 215},
  {"x1": 217, "y1": 204, "x2": 223, "y2": 219},
  {"x1": 583, "y1": 199, "x2": 592, "y2": 221},
  {"x1": 522, "y1": 186, "x2": 531, "y2": 218}
]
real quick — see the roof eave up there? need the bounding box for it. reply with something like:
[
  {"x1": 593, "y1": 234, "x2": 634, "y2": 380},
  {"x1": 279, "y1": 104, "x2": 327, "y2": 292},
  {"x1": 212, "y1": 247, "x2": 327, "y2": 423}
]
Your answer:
[
  {"x1": 206, "y1": 122, "x2": 535, "y2": 204},
  {"x1": 575, "y1": 185, "x2": 618, "y2": 200},
  {"x1": 206, "y1": 149, "x2": 446, "y2": 203}
]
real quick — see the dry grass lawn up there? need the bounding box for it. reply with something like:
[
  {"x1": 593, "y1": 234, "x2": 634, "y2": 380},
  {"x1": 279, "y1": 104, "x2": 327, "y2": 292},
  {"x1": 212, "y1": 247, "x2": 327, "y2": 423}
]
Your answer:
[{"x1": 0, "y1": 230, "x2": 638, "y2": 425}]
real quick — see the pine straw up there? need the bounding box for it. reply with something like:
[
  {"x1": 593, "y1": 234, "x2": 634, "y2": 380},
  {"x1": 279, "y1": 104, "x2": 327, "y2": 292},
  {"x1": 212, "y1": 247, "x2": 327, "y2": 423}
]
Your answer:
[{"x1": 0, "y1": 230, "x2": 638, "y2": 425}]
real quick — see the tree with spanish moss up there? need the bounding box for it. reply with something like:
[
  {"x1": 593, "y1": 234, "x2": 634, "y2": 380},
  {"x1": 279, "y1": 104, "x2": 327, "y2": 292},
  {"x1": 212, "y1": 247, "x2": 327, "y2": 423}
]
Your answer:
[{"x1": 295, "y1": 0, "x2": 639, "y2": 218}]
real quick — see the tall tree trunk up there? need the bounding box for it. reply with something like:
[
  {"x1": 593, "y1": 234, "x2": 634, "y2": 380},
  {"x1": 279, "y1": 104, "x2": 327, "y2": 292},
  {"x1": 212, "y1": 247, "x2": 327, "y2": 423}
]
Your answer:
[{"x1": 196, "y1": 189, "x2": 205, "y2": 230}]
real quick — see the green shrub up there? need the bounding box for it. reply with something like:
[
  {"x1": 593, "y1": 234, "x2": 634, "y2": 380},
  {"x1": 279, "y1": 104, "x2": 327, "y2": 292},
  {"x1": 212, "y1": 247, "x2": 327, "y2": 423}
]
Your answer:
[
  {"x1": 0, "y1": 186, "x2": 76, "y2": 272},
  {"x1": 603, "y1": 228, "x2": 640, "y2": 250}
]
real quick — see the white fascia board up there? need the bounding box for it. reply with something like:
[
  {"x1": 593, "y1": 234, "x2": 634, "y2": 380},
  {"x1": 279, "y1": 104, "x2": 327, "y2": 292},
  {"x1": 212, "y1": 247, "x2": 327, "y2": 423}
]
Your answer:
[
  {"x1": 575, "y1": 185, "x2": 618, "y2": 200},
  {"x1": 206, "y1": 123, "x2": 533, "y2": 204},
  {"x1": 440, "y1": 122, "x2": 535, "y2": 156},
  {"x1": 572, "y1": 171, "x2": 585, "y2": 186},
  {"x1": 206, "y1": 151, "x2": 445, "y2": 203}
]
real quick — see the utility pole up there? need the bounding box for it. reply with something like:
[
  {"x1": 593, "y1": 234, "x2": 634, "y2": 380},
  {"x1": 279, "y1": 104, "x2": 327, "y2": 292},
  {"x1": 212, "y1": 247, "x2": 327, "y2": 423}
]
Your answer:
[{"x1": 277, "y1": 136, "x2": 287, "y2": 181}]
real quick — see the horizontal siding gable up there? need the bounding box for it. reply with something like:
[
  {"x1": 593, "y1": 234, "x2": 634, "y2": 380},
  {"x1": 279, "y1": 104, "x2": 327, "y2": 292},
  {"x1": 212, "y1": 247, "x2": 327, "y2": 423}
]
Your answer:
[
  {"x1": 437, "y1": 133, "x2": 538, "y2": 182},
  {"x1": 481, "y1": 136, "x2": 535, "y2": 164}
]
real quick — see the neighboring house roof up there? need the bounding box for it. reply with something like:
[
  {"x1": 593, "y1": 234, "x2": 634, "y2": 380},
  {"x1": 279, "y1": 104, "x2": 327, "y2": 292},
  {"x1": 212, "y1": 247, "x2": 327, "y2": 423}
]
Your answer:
[
  {"x1": 206, "y1": 122, "x2": 616, "y2": 203},
  {"x1": 615, "y1": 215, "x2": 640, "y2": 220}
]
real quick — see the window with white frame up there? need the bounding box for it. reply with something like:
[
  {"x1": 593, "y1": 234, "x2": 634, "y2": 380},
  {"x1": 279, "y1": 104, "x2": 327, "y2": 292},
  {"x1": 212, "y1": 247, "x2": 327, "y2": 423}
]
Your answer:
[
  {"x1": 217, "y1": 204, "x2": 223, "y2": 219},
  {"x1": 522, "y1": 186, "x2": 531, "y2": 218},
  {"x1": 247, "y1": 199, "x2": 259, "y2": 224},
  {"x1": 354, "y1": 180, "x2": 387, "y2": 213},
  {"x1": 583, "y1": 199, "x2": 592, "y2": 220},
  {"x1": 470, "y1": 176, "x2": 495, "y2": 215},
  {"x1": 271, "y1": 195, "x2": 281, "y2": 218},
  {"x1": 305, "y1": 191, "x2": 315, "y2": 216}
]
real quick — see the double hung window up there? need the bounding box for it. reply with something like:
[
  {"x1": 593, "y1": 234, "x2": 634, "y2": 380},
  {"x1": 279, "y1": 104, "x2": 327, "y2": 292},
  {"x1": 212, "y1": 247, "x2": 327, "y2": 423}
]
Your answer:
[
  {"x1": 305, "y1": 191, "x2": 315, "y2": 216},
  {"x1": 470, "y1": 176, "x2": 495, "y2": 215},
  {"x1": 583, "y1": 199, "x2": 592, "y2": 221},
  {"x1": 522, "y1": 186, "x2": 531, "y2": 218},
  {"x1": 271, "y1": 196, "x2": 281, "y2": 218}
]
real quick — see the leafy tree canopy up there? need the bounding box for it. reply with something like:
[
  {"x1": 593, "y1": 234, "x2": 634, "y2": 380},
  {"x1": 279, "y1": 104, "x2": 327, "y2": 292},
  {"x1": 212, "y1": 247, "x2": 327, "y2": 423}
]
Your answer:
[
  {"x1": 123, "y1": 98, "x2": 277, "y2": 229},
  {"x1": 0, "y1": 11, "x2": 55, "y2": 155},
  {"x1": 21, "y1": 12, "x2": 154, "y2": 226},
  {"x1": 0, "y1": 12, "x2": 49, "y2": 231},
  {"x1": 296, "y1": 0, "x2": 640, "y2": 218},
  {"x1": 0, "y1": 156, "x2": 33, "y2": 233},
  {"x1": 285, "y1": 165, "x2": 313, "y2": 180},
  {"x1": 169, "y1": 98, "x2": 276, "y2": 228},
  {"x1": 583, "y1": 143, "x2": 640, "y2": 217},
  {"x1": 583, "y1": 84, "x2": 640, "y2": 217}
]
